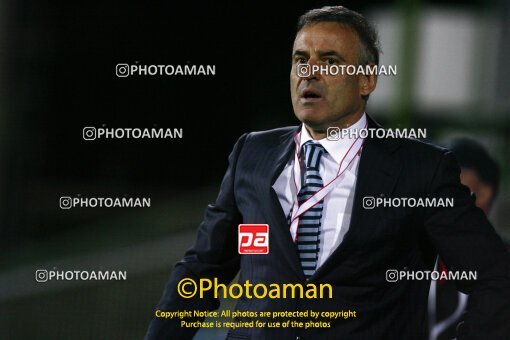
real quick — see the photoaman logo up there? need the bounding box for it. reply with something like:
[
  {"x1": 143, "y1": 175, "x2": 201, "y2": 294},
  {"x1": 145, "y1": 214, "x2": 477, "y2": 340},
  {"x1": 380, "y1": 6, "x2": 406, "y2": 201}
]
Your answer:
[{"x1": 238, "y1": 224, "x2": 269, "y2": 254}]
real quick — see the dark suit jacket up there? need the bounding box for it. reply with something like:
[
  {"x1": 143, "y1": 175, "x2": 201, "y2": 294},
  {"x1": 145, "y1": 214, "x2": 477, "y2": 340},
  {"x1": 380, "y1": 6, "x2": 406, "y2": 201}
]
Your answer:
[{"x1": 145, "y1": 116, "x2": 510, "y2": 340}]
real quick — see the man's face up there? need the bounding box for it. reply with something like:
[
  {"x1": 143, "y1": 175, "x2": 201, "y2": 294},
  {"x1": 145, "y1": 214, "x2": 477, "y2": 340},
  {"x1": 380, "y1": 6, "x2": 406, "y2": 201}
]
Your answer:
[
  {"x1": 460, "y1": 168, "x2": 494, "y2": 215},
  {"x1": 290, "y1": 22, "x2": 374, "y2": 131}
]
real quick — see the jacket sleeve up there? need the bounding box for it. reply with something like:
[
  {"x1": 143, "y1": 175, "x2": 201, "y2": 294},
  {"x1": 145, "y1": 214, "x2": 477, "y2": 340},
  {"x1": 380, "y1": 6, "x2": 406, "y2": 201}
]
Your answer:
[
  {"x1": 144, "y1": 133, "x2": 247, "y2": 340},
  {"x1": 424, "y1": 150, "x2": 510, "y2": 340}
]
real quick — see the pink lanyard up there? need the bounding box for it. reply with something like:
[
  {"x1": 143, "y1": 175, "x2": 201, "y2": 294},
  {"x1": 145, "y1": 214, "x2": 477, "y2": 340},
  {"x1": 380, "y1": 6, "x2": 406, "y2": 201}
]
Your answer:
[{"x1": 289, "y1": 123, "x2": 367, "y2": 242}]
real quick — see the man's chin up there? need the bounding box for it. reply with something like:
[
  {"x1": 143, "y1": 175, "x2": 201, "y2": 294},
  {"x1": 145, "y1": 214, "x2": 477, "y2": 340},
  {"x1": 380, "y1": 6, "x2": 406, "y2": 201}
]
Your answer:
[{"x1": 295, "y1": 110, "x2": 329, "y2": 130}]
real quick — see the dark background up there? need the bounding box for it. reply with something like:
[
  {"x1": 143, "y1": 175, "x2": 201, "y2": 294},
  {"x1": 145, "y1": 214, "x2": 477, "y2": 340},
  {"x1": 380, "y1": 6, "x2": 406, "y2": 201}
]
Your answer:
[{"x1": 1, "y1": 0, "x2": 509, "y2": 339}]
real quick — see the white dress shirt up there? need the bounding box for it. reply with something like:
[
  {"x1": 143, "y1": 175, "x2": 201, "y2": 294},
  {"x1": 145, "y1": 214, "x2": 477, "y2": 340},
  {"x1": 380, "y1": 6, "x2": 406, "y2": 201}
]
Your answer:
[{"x1": 272, "y1": 113, "x2": 367, "y2": 268}]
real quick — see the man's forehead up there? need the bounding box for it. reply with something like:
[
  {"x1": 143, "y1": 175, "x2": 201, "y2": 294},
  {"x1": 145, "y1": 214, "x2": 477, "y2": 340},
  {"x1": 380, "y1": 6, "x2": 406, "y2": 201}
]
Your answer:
[{"x1": 293, "y1": 22, "x2": 359, "y2": 49}]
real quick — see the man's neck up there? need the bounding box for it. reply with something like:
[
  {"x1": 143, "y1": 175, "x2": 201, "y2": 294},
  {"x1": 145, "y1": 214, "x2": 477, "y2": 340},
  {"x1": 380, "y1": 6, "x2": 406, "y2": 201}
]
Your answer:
[{"x1": 305, "y1": 112, "x2": 365, "y2": 140}]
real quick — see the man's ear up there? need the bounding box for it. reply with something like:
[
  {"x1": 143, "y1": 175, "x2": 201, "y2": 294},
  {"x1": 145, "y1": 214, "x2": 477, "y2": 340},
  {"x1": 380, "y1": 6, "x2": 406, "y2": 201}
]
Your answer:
[
  {"x1": 475, "y1": 182, "x2": 494, "y2": 215},
  {"x1": 359, "y1": 64, "x2": 377, "y2": 97}
]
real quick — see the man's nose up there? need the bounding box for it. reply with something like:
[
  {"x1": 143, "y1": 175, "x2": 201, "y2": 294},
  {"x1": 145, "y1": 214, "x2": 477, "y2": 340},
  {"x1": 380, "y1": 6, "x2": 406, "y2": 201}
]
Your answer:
[{"x1": 305, "y1": 58, "x2": 322, "y2": 80}]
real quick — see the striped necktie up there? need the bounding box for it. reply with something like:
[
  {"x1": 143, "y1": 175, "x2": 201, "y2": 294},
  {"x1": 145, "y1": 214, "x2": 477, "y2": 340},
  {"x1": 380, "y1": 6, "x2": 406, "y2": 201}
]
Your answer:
[{"x1": 296, "y1": 141, "x2": 326, "y2": 279}]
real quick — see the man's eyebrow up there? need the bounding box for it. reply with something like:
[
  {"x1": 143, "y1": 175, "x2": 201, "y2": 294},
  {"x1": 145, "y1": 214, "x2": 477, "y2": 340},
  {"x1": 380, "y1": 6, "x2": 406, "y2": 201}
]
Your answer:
[
  {"x1": 317, "y1": 50, "x2": 345, "y2": 61},
  {"x1": 292, "y1": 50, "x2": 346, "y2": 62},
  {"x1": 292, "y1": 50, "x2": 309, "y2": 57}
]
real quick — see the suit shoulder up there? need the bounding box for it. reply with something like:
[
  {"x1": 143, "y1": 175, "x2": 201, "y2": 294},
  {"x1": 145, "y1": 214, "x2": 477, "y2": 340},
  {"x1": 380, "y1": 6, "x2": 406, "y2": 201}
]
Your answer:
[
  {"x1": 396, "y1": 138, "x2": 453, "y2": 169},
  {"x1": 243, "y1": 126, "x2": 297, "y2": 147},
  {"x1": 399, "y1": 138, "x2": 449, "y2": 156},
  {"x1": 247, "y1": 126, "x2": 297, "y2": 139}
]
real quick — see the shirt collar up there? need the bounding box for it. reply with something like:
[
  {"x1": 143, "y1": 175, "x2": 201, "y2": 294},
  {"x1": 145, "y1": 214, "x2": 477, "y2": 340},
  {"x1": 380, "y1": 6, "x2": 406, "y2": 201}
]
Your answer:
[{"x1": 299, "y1": 113, "x2": 367, "y2": 165}]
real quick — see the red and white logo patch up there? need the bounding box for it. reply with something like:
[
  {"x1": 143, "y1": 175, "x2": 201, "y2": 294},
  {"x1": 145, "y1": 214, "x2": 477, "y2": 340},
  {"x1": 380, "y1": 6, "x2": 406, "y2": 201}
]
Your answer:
[{"x1": 238, "y1": 224, "x2": 269, "y2": 254}]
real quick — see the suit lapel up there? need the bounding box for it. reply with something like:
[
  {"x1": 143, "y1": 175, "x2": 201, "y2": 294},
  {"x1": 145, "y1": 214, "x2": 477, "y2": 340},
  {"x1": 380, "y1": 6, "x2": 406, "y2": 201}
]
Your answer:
[
  {"x1": 256, "y1": 126, "x2": 305, "y2": 280},
  {"x1": 312, "y1": 115, "x2": 403, "y2": 280}
]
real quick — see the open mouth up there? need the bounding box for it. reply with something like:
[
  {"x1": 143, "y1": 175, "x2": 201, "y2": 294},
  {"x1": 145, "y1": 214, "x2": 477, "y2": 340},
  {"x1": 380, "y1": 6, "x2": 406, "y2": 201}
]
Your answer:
[{"x1": 300, "y1": 89, "x2": 323, "y2": 102}]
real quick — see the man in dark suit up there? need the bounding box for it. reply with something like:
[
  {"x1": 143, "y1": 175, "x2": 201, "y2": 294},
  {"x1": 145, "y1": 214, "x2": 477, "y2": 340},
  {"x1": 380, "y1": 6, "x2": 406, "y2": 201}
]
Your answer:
[
  {"x1": 146, "y1": 6, "x2": 510, "y2": 339},
  {"x1": 429, "y1": 138, "x2": 508, "y2": 340}
]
